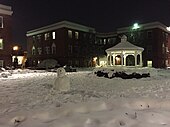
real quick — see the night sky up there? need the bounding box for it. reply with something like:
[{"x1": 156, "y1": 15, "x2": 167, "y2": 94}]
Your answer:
[{"x1": 0, "y1": 0, "x2": 170, "y2": 49}]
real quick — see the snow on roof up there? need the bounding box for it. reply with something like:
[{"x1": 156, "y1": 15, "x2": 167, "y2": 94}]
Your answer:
[{"x1": 106, "y1": 35, "x2": 144, "y2": 52}]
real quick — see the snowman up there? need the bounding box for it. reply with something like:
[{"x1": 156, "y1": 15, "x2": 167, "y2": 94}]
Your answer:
[{"x1": 54, "y1": 67, "x2": 70, "y2": 92}]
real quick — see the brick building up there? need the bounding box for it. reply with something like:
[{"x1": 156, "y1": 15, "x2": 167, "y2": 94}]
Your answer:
[
  {"x1": 116, "y1": 22, "x2": 170, "y2": 68},
  {"x1": 0, "y1": 4, "x2": 13, "y2": 67},
  {"x1": 26, "y1": 21, "x2": 96, "y2": 67},
  {"x1": 27, "y1": 21, "x2": 170, "y2": 68}
]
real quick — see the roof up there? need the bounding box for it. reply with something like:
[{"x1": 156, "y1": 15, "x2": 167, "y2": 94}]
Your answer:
[
  {"x1": 106, "y1": 35, "x2": 144, "y2": 52},
  {"x1": 117, "y1": 21, "x2": 170, "y2": 34},
  {"x1": 0, "y1": 4, "x2": 13, "y2": 15},
  {"x1": 26, "y1": 21, "x2": 96, "y2": 36}
]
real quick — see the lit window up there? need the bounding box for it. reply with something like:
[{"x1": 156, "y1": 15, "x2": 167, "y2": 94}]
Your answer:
[
  {"x1": 68, "y1": 30, "x2": 72, "y2": 38},
  {"x1": 32, "y1": 46, "x2": 36, "y2": 55},
  {"x1": 45, "y1": 33, "x2": 50, "y2": 40},
  {"x1": 147, "y1": 61, "x2": 152, "y2": 67},
  {"x1": 37, "y1": 47, "x2": 42, "y2": 55},
  {"x1": 75, "y1": 32, "x2": 79, "y2": 39},
  {"x1": 0, "y1": 39, "x2": 3, "y2": 49},
  {"x1": 0, "y1": 60, "x2": 3, "y2": 67},
  {"x1": 0, "y1": 16, "x2": 3, "y2": 28},
  {"x1": 52, "y1": 32, "x2": 56, "y2": 39},
  {"x1": 51, "y1": 43, "x2": 56, "y2": 54},
  {"x1": 166, "y1": 47, "x2": 169, "y2": 53},
  {"x1": 103, "y1": 39, "x2": 106, "y2": 44}
]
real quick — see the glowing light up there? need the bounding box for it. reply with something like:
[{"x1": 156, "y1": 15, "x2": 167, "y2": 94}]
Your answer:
[
  {"x1": 132, "y1": 23, "x2": 140, "y2": 30},
  {"x1": 93, "y1": 57, "x2": 97, "y2": 61},
  {"x1": 115, "y1": 56, "x2": 120, "y2": 61},
  {"x1": 13, "y1": 46, "x2": 19, "y2": 51},
  {"x1": 166, "y1": 27, "x2": 170, "y2": 31}
]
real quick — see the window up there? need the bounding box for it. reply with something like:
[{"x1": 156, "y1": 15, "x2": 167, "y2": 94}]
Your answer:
[
  {"x1": 75, "y1": 32, "x2": 79, "y2": 39},
  {"x1": 83, "y1": 33, "x2": 86, "y2": 38},
  {"x1": 0, "y1": 39, "x2": 3, "y2": 49},
  {"x1": 45, "y1": 33, "x2": 50, "y2": 40},
  {"x1": 51, "y1": 43, "x2": 56, "y2": 54},
  {"x1": 52, "y1": 32, "x2": 56, "y2": 39},
  {"x1": 37, "y1": 35, "x2": 41, "y2": 40},
  {"x1": 103, "y1": 39, "x2": 106, "y2": 45},
  {"x1": 68, "y1": 45, "x2": 73, "y2": 54},
  {"x1": 0, "y1": 16, "x2": 3, "y2": 28},
  {"x1": 68, "y1": 30, "x2": 72, "y2": 38},
  {"x1": 147, "y1": 31, "x2": 152, "y2": 38},
  {"x1": 32, "y1": 46, "x2": 36, "y2": 55},
  {"x1": 37, "y1": 47, "x2": 42, "y2": 55},
  {"x1": 147, "y1": 61, "x2": 152, "y2": 67},
  {"x1": 166, "y1": 47, "x2": 169, "y2": 53},
  {"x1": 0, "y1": 60, "x2": 3, "y2": 67},
  {"x1": 45, "y1": 46, "x2": 50, "y2": 54}
]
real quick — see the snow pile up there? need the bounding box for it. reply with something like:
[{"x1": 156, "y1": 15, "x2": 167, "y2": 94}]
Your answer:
[{"x1": 0, "y1": 68, "x2": 170, "y2": 127}]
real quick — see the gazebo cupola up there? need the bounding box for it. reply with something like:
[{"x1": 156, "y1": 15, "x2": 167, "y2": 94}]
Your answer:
[{"x1": 105, "y1": 35, "x2": 144, "y2": 67}]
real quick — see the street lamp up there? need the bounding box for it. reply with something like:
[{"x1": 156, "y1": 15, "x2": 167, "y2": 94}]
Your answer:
[
  {"x1": 132, "y1": 23, "x2": 140, "y2": 30},
  {"x1": 166, "y1": 26, "x2": 170, "y2": 31},
  {"x1": 13, "y1": 46, "x2": 19, "y2": 51}
]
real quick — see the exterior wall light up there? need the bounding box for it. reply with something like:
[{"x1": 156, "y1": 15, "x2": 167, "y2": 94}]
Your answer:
[
  {"x1": 13, "y1": 46, "x2": 19, "y2": 51},
  {"x1": 132, "y1": 23, "x2": 140, "y2": 30},
  {"x1": 166, "y1": 27, "x2": 170, "y2": 31}
]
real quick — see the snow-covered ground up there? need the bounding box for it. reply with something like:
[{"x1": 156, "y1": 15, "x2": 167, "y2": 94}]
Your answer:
[{"x1": 0, "y1": 68, "x2": 170, "y2": 127}]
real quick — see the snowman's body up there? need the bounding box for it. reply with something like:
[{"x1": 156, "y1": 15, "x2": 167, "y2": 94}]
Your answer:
[{"x1": 54, "y1": 67, "x2": 70, "y2": 92}]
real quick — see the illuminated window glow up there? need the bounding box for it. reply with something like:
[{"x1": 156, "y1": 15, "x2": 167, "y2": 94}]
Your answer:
[
  {"x1": 0, "y1": 39, "x2": 3, "y2": 49},
  {"x1": 32, "y1": 46, "x2": 36, "y2": 55},
  {"x1": 52, "y1": 32, "x2": 56, "y2": 39},
  {"x1": 45, "y1": 33, "x2": 50, "y2": 40},
  {"x1": 0, "y1": 16, "x2": 3, "y2": 28},
  {"x1": 75, "y1": 32, "x2": 79, "y2": 39},
  {"x1": 68, "y1": 30, "x2": 72, "y2": 38},
  {"x1": 147, "y1": 61, "x2": 152, "y2": 67}
]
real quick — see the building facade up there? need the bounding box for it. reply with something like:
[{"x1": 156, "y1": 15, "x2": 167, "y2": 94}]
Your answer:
[
  {"x1": 26, "y1": 21, "x2": 170, "y2": 68},
  {"x1": 116, "y1": 22, "x2": 170, "y2": 68},
  {"x1": 0, "y1": 4, "x2": 13, "y2": 67},
  {"x1": 26, "y1": 21, "x2": 97, "y2": 67}
]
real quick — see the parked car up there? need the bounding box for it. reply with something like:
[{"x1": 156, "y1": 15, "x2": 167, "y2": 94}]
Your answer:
[{"x1": 63, "y1": 65, "x2": 76, "y2": 72}]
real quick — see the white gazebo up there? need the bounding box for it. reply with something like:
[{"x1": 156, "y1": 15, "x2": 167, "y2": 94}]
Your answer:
[{"x1": 105, "y1": 35, "x2": 144, "y2": 67}]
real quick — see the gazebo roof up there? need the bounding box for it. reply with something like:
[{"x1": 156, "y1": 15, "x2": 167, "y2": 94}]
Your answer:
[{"x1": 106, "y1": 35, "x2": 144, "y2": 52}]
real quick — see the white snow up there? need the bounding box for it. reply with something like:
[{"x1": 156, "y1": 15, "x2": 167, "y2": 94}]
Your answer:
[{"x1": 0, "y1": 67, "x2": 170, "y2": 126}]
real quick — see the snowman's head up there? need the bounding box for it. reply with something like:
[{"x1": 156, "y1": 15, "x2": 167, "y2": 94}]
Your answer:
[{"x1": 57, "y1": 67, "x2": 66, "y2": 77}]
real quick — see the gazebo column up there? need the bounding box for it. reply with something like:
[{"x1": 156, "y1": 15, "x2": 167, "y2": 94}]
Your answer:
[
  {"x1": 121, "y1": 51, "x2": 123, "y2": 66},
  {"x1": 107, "y1": 54, "x2": 109, "y2": 66},
  {"x1": 124, "y1": 54, "x2": 126, "y2": 66},
  {"x1": 113, "y1": 54, "x2": 115, "y2": 66},
  {"x1": 140, "y1": 53, "x2": 143, "y2": 66},
  {"x1": 135, "y1": 51, "x2": 137, "y2": 67},
  {"x1": 109, "y1": 54, "x2": 112, "y2": 66}
]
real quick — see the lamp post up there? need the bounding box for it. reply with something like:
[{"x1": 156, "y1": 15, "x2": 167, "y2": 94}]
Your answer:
[
  {"x1": 131, "y1": 23, "x2": 141, "y2": 43},
  {"x1": 13, "y1": 46, "x2": 19, "y2": 69}
]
